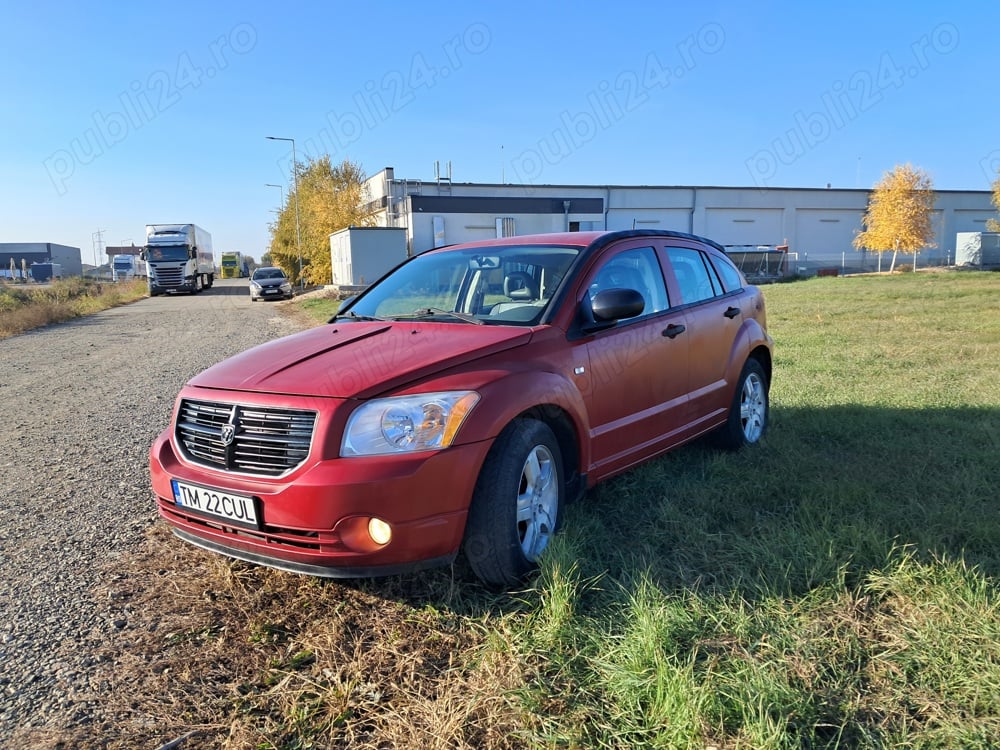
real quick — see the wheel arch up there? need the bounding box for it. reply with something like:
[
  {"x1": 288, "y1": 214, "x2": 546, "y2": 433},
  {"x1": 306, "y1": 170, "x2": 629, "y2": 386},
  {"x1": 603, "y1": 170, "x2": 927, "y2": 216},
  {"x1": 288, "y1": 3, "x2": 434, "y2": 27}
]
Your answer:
[
  {"x1": 748, "y1": 343, "x2": 772, "y2": 387},
  {"x1": 517, "y1": 404, "x2": 585, "y2": 504},
  {"x1": 442, "y1": 369, "x2": 590, "y2": 492}
]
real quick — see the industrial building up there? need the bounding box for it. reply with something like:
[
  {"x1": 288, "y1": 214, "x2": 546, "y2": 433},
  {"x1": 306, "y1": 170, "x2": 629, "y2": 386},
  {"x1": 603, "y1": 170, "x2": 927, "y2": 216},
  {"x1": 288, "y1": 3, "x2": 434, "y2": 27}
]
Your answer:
[
  {"x1": 0, "y1": 242, "x2": 83, "y2": 279},
  {"x1": 359, "y1": 167, "x2": 995, "y2": 276}
]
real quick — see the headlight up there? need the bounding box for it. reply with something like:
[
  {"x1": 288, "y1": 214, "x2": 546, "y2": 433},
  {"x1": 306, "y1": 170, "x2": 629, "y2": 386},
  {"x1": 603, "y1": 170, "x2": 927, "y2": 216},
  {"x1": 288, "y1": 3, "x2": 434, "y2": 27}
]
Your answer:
[
  {"x1": 341, "y1": 391, "x2": 480, "y2": 456},
  {"x1": 250, "y1": 281, "x2": 261, "y2": 290}
]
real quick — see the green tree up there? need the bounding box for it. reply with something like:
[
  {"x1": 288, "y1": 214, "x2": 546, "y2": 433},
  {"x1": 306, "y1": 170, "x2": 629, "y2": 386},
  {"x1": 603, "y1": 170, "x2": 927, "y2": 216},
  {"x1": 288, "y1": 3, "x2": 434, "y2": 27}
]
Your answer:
[
  {"x1": 986, "y1": 171, "x2": 1000, "y2": 232},
  {"x1": 268, "y1": 156, "x2": 373, "y2": 286},
  {"x1": 853, "y1": 164, "x2": 936, "y2": 272}
]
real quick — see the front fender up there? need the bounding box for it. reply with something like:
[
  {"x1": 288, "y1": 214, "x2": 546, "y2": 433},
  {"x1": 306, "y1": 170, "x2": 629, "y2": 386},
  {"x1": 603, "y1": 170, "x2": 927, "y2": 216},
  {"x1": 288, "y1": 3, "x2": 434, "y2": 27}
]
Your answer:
[{"x1": 403, "y1": 367, "x2": 592, "y2": 476}]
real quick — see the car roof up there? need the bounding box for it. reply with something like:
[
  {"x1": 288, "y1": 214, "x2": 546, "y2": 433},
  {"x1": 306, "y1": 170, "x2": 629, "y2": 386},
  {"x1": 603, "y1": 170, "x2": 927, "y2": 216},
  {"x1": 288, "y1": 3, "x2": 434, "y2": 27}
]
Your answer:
[{"x1": 430, "y1": 229, "x2": 726, "y2": 254}]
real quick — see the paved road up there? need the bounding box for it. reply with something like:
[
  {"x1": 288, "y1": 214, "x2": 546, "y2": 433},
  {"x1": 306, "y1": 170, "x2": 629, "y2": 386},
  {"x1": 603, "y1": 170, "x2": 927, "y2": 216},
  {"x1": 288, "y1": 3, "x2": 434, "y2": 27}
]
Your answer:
[{"x1": 0, "y1": 279, "x2": 310, "y2": 741}]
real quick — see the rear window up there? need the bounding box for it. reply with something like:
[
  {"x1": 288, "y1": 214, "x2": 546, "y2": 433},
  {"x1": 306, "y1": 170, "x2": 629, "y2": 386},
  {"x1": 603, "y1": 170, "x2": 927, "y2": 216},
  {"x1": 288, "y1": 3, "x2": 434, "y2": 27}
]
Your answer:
[{"x1": 712, "y1": 253, "x2": 746, "y2": 292}]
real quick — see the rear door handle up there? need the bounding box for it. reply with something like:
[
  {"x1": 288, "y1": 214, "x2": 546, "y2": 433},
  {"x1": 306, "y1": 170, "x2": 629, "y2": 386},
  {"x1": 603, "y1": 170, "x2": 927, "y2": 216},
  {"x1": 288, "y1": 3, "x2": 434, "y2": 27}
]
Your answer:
[
  {"x1": 724, "y1": 306, "x2": 740, "y2": 319},
  {"x1": 662, "y1": 323, "x2": 686, "y2": 339}
]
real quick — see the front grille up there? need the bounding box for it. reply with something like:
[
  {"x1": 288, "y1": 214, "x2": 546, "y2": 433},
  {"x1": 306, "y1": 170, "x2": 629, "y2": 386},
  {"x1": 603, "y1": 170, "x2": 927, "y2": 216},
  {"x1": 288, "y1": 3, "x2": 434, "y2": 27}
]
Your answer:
[
  {"x1": 176, "y1": 399, "x2": 317, "y2": 476},
  {"x1": 154, "y1": 267, "x2": 184, "y2": 286}
]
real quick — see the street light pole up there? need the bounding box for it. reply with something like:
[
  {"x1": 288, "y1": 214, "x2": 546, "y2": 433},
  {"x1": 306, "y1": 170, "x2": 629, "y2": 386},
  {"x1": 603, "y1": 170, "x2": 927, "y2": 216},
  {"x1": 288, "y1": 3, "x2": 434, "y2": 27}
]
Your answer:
[
  {"x1": 266, "y1": 136, "x2": 303, "y2": 289},
  {"x1": 265, "y1": 183, "x2": 284, "y2": 207}
]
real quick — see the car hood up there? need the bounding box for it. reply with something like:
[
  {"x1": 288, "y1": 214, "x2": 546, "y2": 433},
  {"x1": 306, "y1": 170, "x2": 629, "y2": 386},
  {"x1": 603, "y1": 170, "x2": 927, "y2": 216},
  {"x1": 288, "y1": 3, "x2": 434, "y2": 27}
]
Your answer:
[
  {"x1": 253, "y1": 277, "x2": 287, "y2": 287},
  {"x1": 187, "y1": 322, "x2": 533, "y2": 398}
]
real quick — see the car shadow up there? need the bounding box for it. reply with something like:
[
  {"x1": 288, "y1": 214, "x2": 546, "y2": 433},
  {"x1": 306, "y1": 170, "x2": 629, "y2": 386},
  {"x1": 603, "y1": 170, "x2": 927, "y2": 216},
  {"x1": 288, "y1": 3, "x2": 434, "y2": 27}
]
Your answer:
[{"x1": 347, "y1": 403, "x2": 1000, "y2": 613}]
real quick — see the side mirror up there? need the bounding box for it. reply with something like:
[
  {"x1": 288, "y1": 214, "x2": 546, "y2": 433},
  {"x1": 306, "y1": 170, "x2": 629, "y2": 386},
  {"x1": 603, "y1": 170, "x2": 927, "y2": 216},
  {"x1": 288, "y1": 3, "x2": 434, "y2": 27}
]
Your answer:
[
  {"x1": 591, "y1": 288, "x2": 645, "y2": 322},
  {"x1": 578, "y1": 288, "x2": 645, "y2": 334}
]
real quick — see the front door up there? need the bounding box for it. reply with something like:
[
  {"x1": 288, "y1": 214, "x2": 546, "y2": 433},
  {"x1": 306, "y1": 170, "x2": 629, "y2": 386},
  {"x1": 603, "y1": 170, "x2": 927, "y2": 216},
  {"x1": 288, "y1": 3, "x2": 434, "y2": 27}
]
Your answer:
[{"x1": 577, "y1": 242, "x2": 690, "y2": 478}]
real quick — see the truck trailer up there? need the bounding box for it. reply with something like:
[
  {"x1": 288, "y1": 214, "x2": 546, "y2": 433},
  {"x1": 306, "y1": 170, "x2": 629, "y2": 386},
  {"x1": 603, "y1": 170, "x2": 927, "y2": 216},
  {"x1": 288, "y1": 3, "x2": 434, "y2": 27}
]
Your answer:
[
  {"x1": 220, "y1": 251, "x2": 249, "y2": 278},
  {"x1": 142, "y1": 224, "x2": 214, "y2": 295}
]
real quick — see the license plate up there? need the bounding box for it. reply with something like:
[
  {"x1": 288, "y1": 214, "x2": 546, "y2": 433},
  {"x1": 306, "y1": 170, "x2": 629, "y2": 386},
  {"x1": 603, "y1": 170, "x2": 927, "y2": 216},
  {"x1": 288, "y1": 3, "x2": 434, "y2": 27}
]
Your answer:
[
  {"x1": 264, "y1": 289, "x2": 279, "y2": 294},
  {"x1": 171, "y1": 479, "x2": 259, "y2": 527}
]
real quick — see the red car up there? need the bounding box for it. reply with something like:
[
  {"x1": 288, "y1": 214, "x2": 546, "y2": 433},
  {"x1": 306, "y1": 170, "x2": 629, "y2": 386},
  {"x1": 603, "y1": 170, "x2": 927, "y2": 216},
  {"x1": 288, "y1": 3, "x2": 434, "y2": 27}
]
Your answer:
[{"x1": 150, "y1": 230, "x2": 774, "y2": 587}]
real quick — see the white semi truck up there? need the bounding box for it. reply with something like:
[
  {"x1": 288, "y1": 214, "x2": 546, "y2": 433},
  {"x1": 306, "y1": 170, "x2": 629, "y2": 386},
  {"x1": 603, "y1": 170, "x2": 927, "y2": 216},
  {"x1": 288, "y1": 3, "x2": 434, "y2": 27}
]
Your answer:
[
  {"x1": 112, "y1": 254, "x2": 147, "y2": 281},
  {"x1": 142, "y1": 224, "x2": 214, "y2": 295}
]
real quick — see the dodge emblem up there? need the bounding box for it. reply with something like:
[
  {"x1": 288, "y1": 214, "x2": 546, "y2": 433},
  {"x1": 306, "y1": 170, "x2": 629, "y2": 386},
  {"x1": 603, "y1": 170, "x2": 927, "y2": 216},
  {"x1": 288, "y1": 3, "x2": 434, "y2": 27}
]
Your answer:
[{"x1": 220, "y1": 423, "x2": 236, "y2": 447}]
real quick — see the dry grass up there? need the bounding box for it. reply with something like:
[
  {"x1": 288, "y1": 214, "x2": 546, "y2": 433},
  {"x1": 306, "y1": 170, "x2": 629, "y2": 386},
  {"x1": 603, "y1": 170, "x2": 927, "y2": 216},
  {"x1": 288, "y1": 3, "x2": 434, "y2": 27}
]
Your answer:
[
  {"x1": 16, "y1": 526, "x2": 528, "y2": 750},
  {"x1": 0, "y1": 279, "x2": 147, "y2": 339}
]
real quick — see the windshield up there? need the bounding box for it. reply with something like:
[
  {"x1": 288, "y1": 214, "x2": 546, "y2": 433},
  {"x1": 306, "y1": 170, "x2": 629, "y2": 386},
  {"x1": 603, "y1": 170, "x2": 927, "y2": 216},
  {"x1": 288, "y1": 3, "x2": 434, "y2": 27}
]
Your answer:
[
  {"x1": 252, "y1": 268, "x2": 287, "y2": 280},
  {"x1": 342, "y1": 244, "x2": 580, "y2": 325},
  {"x1": 145, "y1": 244, "x2": 189, "y2": 262}
]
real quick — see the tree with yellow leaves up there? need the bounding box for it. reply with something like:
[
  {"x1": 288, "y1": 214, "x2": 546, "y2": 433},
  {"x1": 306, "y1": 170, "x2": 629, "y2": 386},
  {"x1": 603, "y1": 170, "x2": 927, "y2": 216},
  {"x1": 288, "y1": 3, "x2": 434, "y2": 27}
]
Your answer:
[
  {"x1": 269, "y1": 157, "x2": 373, "y2": 286},
  {"x1": 986, "y1": 171, "x2": 1000, "y2": 232},
  {"x1": 853, "y1": 164, "x2": 936, "y2": 272}
]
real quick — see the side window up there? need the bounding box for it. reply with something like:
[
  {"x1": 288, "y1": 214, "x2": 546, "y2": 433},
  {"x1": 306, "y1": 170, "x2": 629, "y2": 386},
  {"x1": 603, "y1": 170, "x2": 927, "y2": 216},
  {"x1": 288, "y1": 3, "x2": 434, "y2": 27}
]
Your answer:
[
  {"x1": 711, "y1": 252, "x2": 746, "y2": 292},
  {"x1": 589, "y1": 246, "x2": 669, "y2": 315},
  {"x1": 700, "y1": 253, "x2": 724, "y2": 297},
  {"x1": 666, "y1": 247, "x2": 722, "y2": 305}
]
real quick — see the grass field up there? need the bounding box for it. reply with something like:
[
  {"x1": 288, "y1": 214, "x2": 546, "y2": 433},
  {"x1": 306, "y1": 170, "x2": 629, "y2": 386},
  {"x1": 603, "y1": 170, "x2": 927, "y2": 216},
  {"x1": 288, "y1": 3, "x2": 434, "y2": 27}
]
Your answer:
[{"x1": 23, "y1": 270, "x2": 1000, "y2": 749}]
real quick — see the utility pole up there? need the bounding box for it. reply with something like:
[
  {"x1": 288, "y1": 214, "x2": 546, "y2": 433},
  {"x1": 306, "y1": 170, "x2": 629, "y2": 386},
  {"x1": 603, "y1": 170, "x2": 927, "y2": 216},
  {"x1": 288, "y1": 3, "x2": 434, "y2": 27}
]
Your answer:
[{"x1": 92, "y1": 229, "x2": 106, "y2": 276}]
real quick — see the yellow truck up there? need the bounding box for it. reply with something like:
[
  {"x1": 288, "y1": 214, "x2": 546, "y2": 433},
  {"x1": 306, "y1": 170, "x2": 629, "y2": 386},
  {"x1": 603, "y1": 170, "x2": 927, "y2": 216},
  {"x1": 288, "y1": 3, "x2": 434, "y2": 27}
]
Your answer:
[{"x1": 220, "y1": 251, "x2": 249, "y2": 278}]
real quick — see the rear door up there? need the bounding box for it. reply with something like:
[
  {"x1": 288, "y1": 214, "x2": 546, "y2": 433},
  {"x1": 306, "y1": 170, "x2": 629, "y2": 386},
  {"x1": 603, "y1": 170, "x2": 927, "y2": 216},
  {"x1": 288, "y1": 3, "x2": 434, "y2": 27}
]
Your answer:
[{"x1": 662, "y1": 244, "x2": 747, "y2": 430}]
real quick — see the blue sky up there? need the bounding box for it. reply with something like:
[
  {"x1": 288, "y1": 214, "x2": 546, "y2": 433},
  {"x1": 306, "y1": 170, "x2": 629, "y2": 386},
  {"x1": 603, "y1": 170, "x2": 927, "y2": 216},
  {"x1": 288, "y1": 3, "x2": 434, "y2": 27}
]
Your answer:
[{"x1": 2, "y1": 1, "x2": 997, "y2": 264}]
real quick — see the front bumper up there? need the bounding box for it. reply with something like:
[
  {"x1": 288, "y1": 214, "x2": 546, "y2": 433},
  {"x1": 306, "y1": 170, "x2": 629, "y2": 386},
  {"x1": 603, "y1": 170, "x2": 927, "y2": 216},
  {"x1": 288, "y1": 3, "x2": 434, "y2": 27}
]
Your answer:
[
  {"x1": 250, "y1": 285, "x2": 293, "y2": 300},
  {"x1": 150, "y1": 280, "x2": 198, "y2": 294},
  {"x1": 150, "y1": 428, "x2": 491, "y2": 577}
]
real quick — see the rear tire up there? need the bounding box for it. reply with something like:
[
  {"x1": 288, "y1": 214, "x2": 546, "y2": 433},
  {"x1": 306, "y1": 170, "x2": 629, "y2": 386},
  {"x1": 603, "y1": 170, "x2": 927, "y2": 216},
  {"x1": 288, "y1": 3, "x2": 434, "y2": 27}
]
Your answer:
[
  {"x1": 714, "y1": 358, "x2": 769, "y2": 450},
  {"x1": 463, "y1": 419, "x2": 563, "y2": 588}
]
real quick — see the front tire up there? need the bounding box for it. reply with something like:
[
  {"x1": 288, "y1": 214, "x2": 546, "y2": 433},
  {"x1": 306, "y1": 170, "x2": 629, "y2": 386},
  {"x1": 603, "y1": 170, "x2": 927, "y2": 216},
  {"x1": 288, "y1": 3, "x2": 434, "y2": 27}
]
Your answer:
[
  {"x1": 715, "y1": 358, "x2": 769, "y2": 450},
  {"x1": 463, "y1": 419, "x2": 563, "y2": 588}
]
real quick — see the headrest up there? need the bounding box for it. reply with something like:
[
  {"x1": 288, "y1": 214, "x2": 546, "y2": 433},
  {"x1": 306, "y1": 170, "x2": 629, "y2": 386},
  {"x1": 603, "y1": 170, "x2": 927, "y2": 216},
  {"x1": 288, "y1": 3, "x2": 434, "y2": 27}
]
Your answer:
[{"x1": 504, "y1": 271, "x2": 538, "y2": 299}]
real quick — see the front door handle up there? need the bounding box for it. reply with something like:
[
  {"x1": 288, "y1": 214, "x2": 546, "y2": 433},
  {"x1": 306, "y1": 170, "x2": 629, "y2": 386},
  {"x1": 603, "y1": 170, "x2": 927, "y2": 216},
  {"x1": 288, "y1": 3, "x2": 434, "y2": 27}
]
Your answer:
[
  {"x1": 662, "y1": 323, "x2": 686, "y2": 339},
  {"x1": 724, "y1": 306, "x2": 740, "y2": 319}
]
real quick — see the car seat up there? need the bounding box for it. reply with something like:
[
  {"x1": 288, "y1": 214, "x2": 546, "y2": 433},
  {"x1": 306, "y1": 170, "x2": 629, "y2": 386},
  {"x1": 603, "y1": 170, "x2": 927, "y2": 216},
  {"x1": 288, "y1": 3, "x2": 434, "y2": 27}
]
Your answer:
[
  {"x1": 503, "y1": 271, "x2": 539, "y2": 301},
  {"x1": 490, "y1": 271, "x2": 543, "y2": 318}
]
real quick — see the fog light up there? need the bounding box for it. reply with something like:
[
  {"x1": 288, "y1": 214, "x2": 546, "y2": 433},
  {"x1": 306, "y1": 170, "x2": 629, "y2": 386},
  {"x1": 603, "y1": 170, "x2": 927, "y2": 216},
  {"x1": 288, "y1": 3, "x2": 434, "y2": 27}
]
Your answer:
[{"x1": 368, "y1": 518, "x2": 392, "y2": 545}]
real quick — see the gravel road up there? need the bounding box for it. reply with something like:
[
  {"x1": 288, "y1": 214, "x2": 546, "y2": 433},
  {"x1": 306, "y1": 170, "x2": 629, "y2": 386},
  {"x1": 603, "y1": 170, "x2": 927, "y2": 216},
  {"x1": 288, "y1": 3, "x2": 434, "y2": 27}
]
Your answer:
[{"x1": 0, "y1": 280, "x2": 311, "y2": 742}]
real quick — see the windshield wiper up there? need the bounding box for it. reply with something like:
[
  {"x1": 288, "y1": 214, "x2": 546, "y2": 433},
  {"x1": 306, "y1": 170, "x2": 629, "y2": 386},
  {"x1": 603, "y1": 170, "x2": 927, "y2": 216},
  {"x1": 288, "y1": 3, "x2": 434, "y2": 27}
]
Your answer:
[
  {"x1": 406, "y1": 307, "x2": 484, "y2": 325},
  {"x1": 330, "y1": 311, "x2": 389, "y2": 323}
]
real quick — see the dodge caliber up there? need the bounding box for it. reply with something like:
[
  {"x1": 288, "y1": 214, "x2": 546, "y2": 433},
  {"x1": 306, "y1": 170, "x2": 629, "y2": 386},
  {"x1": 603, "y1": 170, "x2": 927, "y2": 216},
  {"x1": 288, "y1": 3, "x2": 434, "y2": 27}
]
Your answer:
[{"x1": 150, "y1": 230, "x2": 774, "y2": 587}]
